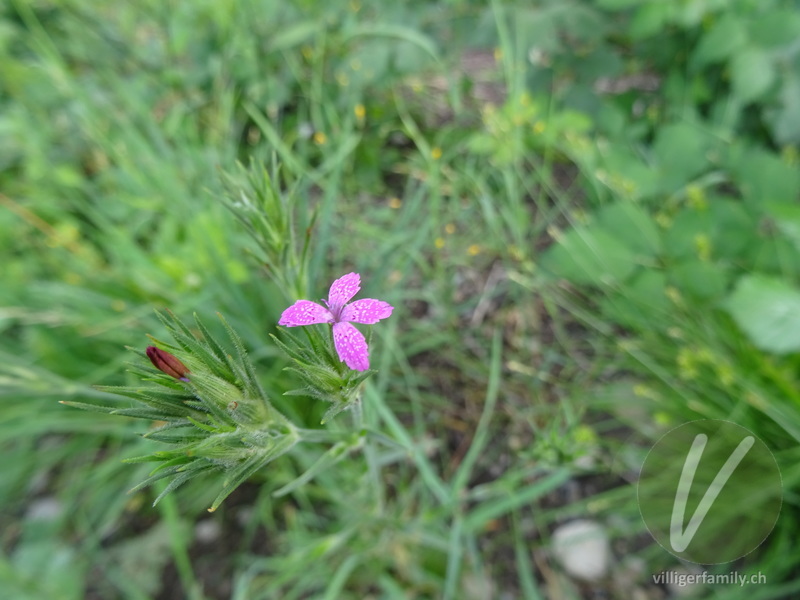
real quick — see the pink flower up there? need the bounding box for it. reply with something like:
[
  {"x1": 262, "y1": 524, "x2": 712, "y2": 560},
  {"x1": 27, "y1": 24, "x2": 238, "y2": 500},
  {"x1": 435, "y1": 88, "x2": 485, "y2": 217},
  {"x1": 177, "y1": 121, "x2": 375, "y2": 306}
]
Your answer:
[{"x1": 278, "y1": 273, "x2": 393, "y2": 371}]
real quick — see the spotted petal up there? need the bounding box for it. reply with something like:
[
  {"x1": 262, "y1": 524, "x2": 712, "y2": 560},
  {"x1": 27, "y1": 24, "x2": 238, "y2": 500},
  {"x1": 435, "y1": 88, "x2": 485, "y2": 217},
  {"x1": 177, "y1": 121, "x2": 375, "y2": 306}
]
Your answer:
[
  {"x1": 341, "y1": 298, "x2": 393, "y2": 324},
  {"x1": 327, "y1": 272, "x2": 361, "y2": 313},
  {"x1": 278, "y1": 300, "x2": 333, "y2": 327},
  {"x1": 333, "y1": 321, "x2": 369, "y2": 371}
]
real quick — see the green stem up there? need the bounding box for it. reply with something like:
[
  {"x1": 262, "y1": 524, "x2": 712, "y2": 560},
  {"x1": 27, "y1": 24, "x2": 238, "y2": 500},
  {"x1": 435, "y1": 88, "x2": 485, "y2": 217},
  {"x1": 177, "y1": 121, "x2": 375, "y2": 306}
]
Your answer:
[
  {"x1": 158, "y1": 489, "x2": 205, "y2": 600},
  {"x1": 295, "y1": 427, "x2": 351, "y2": 443},
  {"x1": 350, "y1": 392, "x2": 363, "y2": 430}
]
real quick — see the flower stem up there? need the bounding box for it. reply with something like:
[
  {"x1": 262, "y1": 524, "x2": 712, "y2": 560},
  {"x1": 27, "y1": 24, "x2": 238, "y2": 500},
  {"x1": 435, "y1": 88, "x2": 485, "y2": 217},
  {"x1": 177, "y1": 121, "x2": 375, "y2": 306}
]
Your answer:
[
  {"x1": 295, "y1": 428, "x2": 350, "y2": 443},
  {"x1": 350, "y1": 392, "x2": 363, "y2": 430}
]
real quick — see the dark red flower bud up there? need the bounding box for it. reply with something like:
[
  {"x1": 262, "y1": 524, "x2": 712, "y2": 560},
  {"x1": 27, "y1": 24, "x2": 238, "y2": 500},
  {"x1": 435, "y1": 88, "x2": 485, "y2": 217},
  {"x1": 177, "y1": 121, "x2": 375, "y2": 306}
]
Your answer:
[{"x1": 146, "y1": 346, "x2": 190, "y2": 381}]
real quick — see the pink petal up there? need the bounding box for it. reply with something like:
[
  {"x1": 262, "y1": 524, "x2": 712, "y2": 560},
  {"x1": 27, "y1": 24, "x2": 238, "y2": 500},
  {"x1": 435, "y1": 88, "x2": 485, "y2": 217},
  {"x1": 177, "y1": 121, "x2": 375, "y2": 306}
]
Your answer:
[
  {"x1": 278, "y1": 300, "x2": 333, "y2": 326},
  {"x1": 333, "y1": 321, "x2": 370, "y2": 371},
  {"x1": 341, "y1": 298, "x2": 393, "y2": 324},
  {"x1": 327, "y1": 272, "x2": 361, "y2": 313}
]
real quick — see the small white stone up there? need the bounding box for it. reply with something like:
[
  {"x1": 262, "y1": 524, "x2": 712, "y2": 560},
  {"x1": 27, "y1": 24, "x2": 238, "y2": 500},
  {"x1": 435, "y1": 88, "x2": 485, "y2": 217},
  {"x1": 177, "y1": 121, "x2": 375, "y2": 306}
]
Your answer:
[
  {"x1": 573, "y1": 451, "x2": 597, "y2": 470},
  {"x1": 297, "y1": 122, "x2": 314, "y2": 139},
  {"x1": 236, "y1": 506, "x2": 254, "y2": 528},
  {"x1": 551, "y1": 519, "x2": 611, "y2": 581},
  {"x1": 194, "y1": 519, "x2": 222, "y2": 543},
  {"x1": 666, "y1": 565, "x2": 704, "y2": 597},
  {"x1": 26, "y1": 497, "x2": 63, "y2": 522}
]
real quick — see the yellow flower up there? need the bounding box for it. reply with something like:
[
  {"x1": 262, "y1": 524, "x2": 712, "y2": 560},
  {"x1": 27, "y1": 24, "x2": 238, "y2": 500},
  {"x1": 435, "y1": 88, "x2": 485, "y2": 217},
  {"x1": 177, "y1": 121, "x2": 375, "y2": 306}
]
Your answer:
[
  {"x1": 435, "y1": 237, "x2": 445, "y2": 249},
  {"x1": 686, "y1": 184, "x2": 707, "y2": 210},
  {"x1": 665, "y1": 286, "x2": 683, "y2": 305},
  {"x1": 781, "y1": 145, "x2": 798, "y2": 166},
  {"x1": 431, "y1": 147, "x2": 442, "y2": 160},
  {"x1": 313, "y1": 132, "x2": 327, "y2": 145},
  {"x1": 694, "y1": 234, "x2": 711, "y2": 262},
  {"x1": 388, "y1": 197, "x2": 402, "y2": 209},
  {"x1": 354, "y1": 104, "x2": 366, "y2": 120},
  {"x1": 467, "y1": 244, "x2": 481, "y2": 256}
]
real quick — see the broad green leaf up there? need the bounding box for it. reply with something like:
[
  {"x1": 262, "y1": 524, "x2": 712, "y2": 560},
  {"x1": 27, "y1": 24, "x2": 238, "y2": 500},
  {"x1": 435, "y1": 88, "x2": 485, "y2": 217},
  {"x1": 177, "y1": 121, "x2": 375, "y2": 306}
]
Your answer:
[
  {"x1": 671, "y1": 260, "x2": 729, "y2": 300},
  {"x1": 653, "y1": 122, "x2": 713, "y2": 191},
  {"x1": 600, "y1": 146, "x2": 660, "y2": 200},
  {"x1": 765, "y1": 202, "x2": 800, "y2": 251},
  {"x1": 692, "y1": 14, "x2": 748, "y2": 68},
  {"x1": 600, "y1": 270, "x2": 669, "y2": 331},
  {"x1": 556, "y1": 4, "x2": 609, "y2": 44},
  {"x1": 514, "y1": 7, "x2": 561, "y2": 53},
  {"x1": 541, "y1": 227, "x2": 639, "y2": 286},
  {"x1": 595, "y1": 0, "x2": 643, "y2": 10},
  {"x1": 730, "y1": 47, "x2": 775, "y2": 103},
  {"x1": 749, "y1": 10, "x2": 800, "y2": 49},
  {"x1": 663, "y1": 208, "x2": 712, "y2": 260},
  {"x1": 595, "y1": 201, "x2": 662, "y2": 256},
  {"x1": 725, "y1": 275, "x2": 800, "y2": 354},
  {"x1": 752, "y1": 237, "x2": 800, "y2": 279},
  {"x1": 665, "y1": 199, "x2": 758, "y2": 264},
  {"x1": 731, "y1": 148, "x2": 800, "y2": 206},
  {"x1": 766, "y1": 75, "x2": 800, "y2": 145},
  {"x1": 708, "y1": 198, "x2": 757, "y2": 259},
  {"x1": 676, "y1": 0, "x2": 729, "y2": 27},
  {"x1": 629, "y1": 2, "x2": 675, "y2": 39}
]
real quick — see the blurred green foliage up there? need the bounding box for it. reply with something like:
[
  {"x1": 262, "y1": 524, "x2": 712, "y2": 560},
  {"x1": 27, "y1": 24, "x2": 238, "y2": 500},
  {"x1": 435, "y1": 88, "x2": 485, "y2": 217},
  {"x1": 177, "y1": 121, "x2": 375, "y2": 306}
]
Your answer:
[{"x1": 3, "y1": 0, "x2": 800, "y2": 598}]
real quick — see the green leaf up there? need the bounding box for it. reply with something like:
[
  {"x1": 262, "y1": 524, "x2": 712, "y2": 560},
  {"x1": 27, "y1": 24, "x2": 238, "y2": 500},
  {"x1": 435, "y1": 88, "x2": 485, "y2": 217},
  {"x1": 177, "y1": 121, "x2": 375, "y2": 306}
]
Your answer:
[
  {"x1": 193, "y1": 312, "x2": 236, "y2": 373},
  {"x1": 463, "y1": 469, "x2": 572, "y2": 533},
  {"x1": 542, "y1": 227, "x2": 639, "y2": 286},
  {"x1": 749, "y1": 10, "x2": 800, "y2": 49},
  {"x1": 670, "y1": 260, "x2": 729, "y2": 300},
  {"x1": 111, "y1": 407, "x2": 181, "y2": 421},
  {"x1": 599, "y1": 146, "x2": 660, "y2": 199},
  {"x1": 725, "y1": 275, "x2": 800, "y2": 354},
  {"x1": 765, "y1": 202, "x2": 800, "y2": 251},
  {"x1": 708, "y1": 198, "x2": 757, "y2": 259},
  {"x1": 57, "y1": 400, "x2": 116, "y2": 414},
  {"x1": 676, "y1": 0, "x2": 729, "y2": 27},
  {"x1": 730, "y1": 47, "x2": 775, "y2": 103},
  {"x1": 595, "y1": 0, "x2": 643, "y2": 10},
  {"x1": 344, "y1": 23, "x2": 440, "y2": 63},
  {"x1": 652, "y1": 122, "x2": 713, "y2": 191},
  {"x1": 629, "y1": 2, "x2": 676, "y2": 39},
  {"x1": 268, "y1": 21, "x2": 322, "y2": 52},
  {"x1": 663, "y1": 208, "x2": 711, "y2": 260},
  {"x1": 600, "y1": 270, "x2": 669, "y2": 331},
  {"x1": 209, "y1": 432, "x2": 299, "y2": 511},
  {"x1": 766, "y1": 75, "x2": 800, "y2": 145},
  {"x1": 321, "y1": 399, "x2": 358, "y2": 425},
  {"x1": 595, "y1": 201, "x2": 662, "y2": 256},
  {"x1": 752, "y1": 237, "x2": 800, "y2": 279},
  {"x1": 730, "y1": 148, "x2": 800, "y2": 206},
  {"x1": 692, "y1": 14, "x2": 748, "y2": 68},
  {"x1": 272, "y1": 439, "x2": 357, "y2": 497}
]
